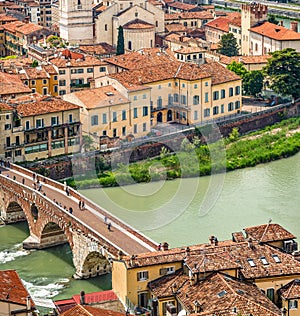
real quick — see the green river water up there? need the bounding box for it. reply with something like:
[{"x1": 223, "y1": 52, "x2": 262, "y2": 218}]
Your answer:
[{"x1": 1, "y1": 152, "x2": 300, "y2": 311}]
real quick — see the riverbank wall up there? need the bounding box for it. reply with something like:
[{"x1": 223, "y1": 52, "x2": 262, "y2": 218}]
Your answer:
[{"x1": 19, "y1": 100, "x2": 300, "y2": 180}]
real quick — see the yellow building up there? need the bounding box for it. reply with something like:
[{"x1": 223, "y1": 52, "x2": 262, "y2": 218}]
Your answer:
[
  {"x1": 112, "y1": 223, "x2": 300, "y2": 316},
  {"x1": 0, "y1": 95, "x2": 81, "y2": 162},
  {"x1": 63, "y1": 83, "x2": 152, "y2": 144}
]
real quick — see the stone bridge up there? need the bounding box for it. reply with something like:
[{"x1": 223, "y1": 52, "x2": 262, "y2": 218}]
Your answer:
[{"x1": 0, "y1": 164, "x2": 158, "y2": 279}]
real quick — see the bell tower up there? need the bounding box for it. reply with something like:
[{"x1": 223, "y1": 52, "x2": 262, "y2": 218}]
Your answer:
[{"x1": 59, "y1": 0, "x2": 94, "y2": 44}]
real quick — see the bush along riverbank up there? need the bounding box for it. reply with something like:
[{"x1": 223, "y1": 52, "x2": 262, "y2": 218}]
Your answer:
[{"x1": 66, "y1": 117, "x2": 300, "y2": 189}]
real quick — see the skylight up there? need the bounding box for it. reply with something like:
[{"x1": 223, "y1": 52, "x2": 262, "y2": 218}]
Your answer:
[
  {"x1": 272, "y1": 254, "x2": 281, "y2": 263},
  {"x1": 247, "y1": 259, "x2": 255, "y2": 267},
  {"x1": 217, "y1": 290, "x2": 227, "y2": 298},
  {"x1": 260, "y1": 256, "x2": 269, "y2": 265}
]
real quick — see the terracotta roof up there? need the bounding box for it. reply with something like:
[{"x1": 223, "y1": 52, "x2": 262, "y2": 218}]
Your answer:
[
  {"x1": 0, "y1": 13, "x2": 17, "y2": 23},
  {"x1": 165, "y1": 23, "x2": 187, "y2": 33},
  {"x1": 16, "y1": 22, "x2": 44, "y2": 35},
  {"x1": 250, "y1": 21, "x2": 300, "y2": 40},
  {"x1": 79, "y1": 43, "x2": 116, "y2": 55},
  {"x1": 61, "y1": 305, "x2": 126, "y2": 316},
  {"x1": 123, "y1": 18, "x2": 154, "y2": 29},
  {"x1": 43, "y1": 64, "x2": 58, "y2": 75},
  {"x1": 174, "y1": 46, "x2": 204, "y2": 54},
  {"x1": 67, "y1": 86, "x2": 129, "y2": 109},
  {"x1": 21, "y1": 67, "x2": 49, "y2": 79},
  {"x1": 279, "y1": 279, "x2": 300, "y2": 300},
  {"x1": 50, "y1": 53, "x2": 105, "y2": 68},
  {"x1": 0, "y1": 71, "x2": 31, "y2": 95},
  {"x1": 72, "y1": 290, "x2": 118, "y2": 305},
  {"x1": 219, "y1": 54, "x2": 271, "y2": 65},
  {"x1": 177, "y1": 272, "x2": 281, "y2": 315},
  {"x1": 165, "y1": 11, "x2": 213, "y2": 20},
  {"x1": 168, "y1": 1, "x2": 197, "y2": 11},
  {"x1": 61, "y1": 49, "x2": 84, "y2": 60},
  {"x1": 205, "y1": 17, "x2": 232, "y2": 32},
  {"x1": 16, "y1": 96, "x2": 80, "y2": 116},
  {"x1": 0, "y1": 270, "x2": 35, "y2": 307},
  {"x1": 0, "y1": 102, "x2": 13, "y2": 111},
  {"x1": 244, "y1": 223, "x2": 296, "y2": 243},
  {"x1": 0, "y1": 57, "x2": 32, "y2": 69},
  {"x1": 2, "y1": 20, "x2": 24, "y2": 33}
]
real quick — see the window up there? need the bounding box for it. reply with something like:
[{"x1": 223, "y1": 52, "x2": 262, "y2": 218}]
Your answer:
[
  {"x1": 51, "y1": 116, "x2": 59, "y2": 126},
  {"x1": 143, "y1": 106, "x2": 148, "y2": 116},
  {"x1": 36, "y1": 118, "x2": 44, "y2": 128},
  {"x1": 247, "y1": 258, "x2": 255, "y2": 267},
  {"x1": 113, "y1": 128, "x2": 117, "y2": 137},
  {"x1": 174, "y1": 93, "x2": 179, "y2": 102},
  {"x1": 4, "y1": 124, "x2": 11, "y2": 130},
  {"x1": 122, "y1": 110, "x2": 126, "y2": 120},
  {"x1": 143, "y1": 122, "x2": 146, "y2": 132},
  {"x1": 134, "y1": 124, "x2": 137, "y2": 134},
  {"x1": 168, "y1": 83, "x2": 171, "y2": 87},
  {"x1": 229, "y1": 87, "x2": 234, "y2": 97},
  {"x1": 193, "y1": 95, "x2": 199, "y2": 105},
  {"x1": 137, "y1": 271, "x2": 148, "y2": 281},
  {"x1": 32, "y1": 88, "x2": 36, "y2": 93},
  {"x1": 217, "y1": 290, "x2": 227, "y2": 298},
  {"x1": 143, "y1": 94, "x2": 147, "y2": 99},
  {"x1": 91, "y1": 115, "x2": 98, "y2": 126},
  {"x1": 43, "y1": 87, "x2": 47, "y2": 95},
  {"x1": 175, "y1": 82, "x2": 178, "y2": 87},
  {"x1": 128, "y1": 41, "x2": 132, "y2": 50},
  {"x1": 272, "y1": 254, "x2": 281, "y2": 263},
  {"x1": 228, "y1": 102, "x2": 234, "y2": 111},
  {"x1": 133, "y1": 95, "x2": 138, "y2": 101},
  {"x1": 43, "y1": 79, "x2": 47, "y2": 84},
  {"x1": 204, "y1": 108, "x2": 210, "y2": 117},
  {"x1": 162, "y1": 301, "x2": 175, "y2": 316},
  {"x1": 54, "y1": 75, "x2": 58, "y2": 80},
  {"x1": 213, "y1": 91, "x2": 219, "y2": 100},
  {"x1": 221, "y1": 104, "x2": 224, "y2": 113},
  {"x1": 205, "y1": 81, "x2": 208, "y2": 87},
  {"x1": 213, "y1": 106, "x2": 219, "y2": 115},
  {"x1": 59, "y1": 70, "x2": 66, "y2": 75},
  {"x1": 194, "y1": 84, "x2": 198, "y2": 89},
  {"x1": 138, "y1": 292, "x2": 149, "y2": 308},
  {"x1": 87, "y1": 68, "x2": 93, "y2": 73},
  {"x1": 105, "y1": 24, "x2": 107, "y2": 31},
  {"x1": 69, "y1": 114, "x2": 73, "y2": 123},
  {"x1": 31, "y1": 80, "x2": 36, "y2": 86},
  {"x1": 289, "y1": 300, "x2": 298, "y2": 309},
  {"x1": 25, "y1": 121, "x2": 30, "y2": 130},
  {"x1": 160, "y1": 266, "x2": 175, "y2": 275},
  {"x1": 221, "y1": 89, "x2": 226, "y2": 99},
  {"x1": 182, "y1": 83, "x2": 185, "y2": 88},
  {"x1": 205, "y1": 92, "x2": 209, "y2": 103},
  {"x1": 267, "y1": 288, "x2": 275, "y2": 302},
  {"x1": 158, "y1": 85, "x2": 162, "y2": 89},
  {"x1": 181, "y1": 95, "x2": 186, "y2": 105},
  {"x1": 102, "y1": 113, "x2": 107, "y2": 124},
  {"x1": 122, "y1": 126, "x2": 126, "y2": 136},
  {"x1": 100, "y1": 67, "x2": 106, "y2": 72},
  {"x1": 157, "y1": 97, "x2": 162, "y2": 108},
  {"x1": 59, "y1": 90, "x2": 66, "y2": 95},
  {"x1": 59, "y1": 80, "x2": 66, "y2": 86},
  {"x1": 133, "y1": 108, "x2": 138, "y2": 118},
  {"x1": 235, "y1": 86, "x2": 240, "y2": 95},
  {"x1": 113, "y1": 112, "x2": 117, "y2": 122},
  {"x1": 235, "y1": 101, "x2": 240, "y2": 109},
  {"x1": 260, "y1": 256, "x2": 269, "y2": 265},
  {"x1": 54, "y1": 85, "x2": 58, "y2": 93},
  {"x1": 194, "y1": 110, "x2": 198, "y2": 120},
  {"x1": 71, "y1": 68, "x2": 84, "y2": 74}
]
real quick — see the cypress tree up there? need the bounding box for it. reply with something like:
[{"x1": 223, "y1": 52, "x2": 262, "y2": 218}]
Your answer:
[{"x1": 116, "y1": 26, "x2": 125, "y2": 55}]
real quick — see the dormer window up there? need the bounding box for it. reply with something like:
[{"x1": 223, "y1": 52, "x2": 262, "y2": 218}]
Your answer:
[
  {"x1": 247, "y1": 259, "x2": 255, "y2": 267},
  {"x1": 260, "y1": 256, "x2": 268, "y2": 265},
  {"x1": 217, "y1": 290, "x2": 227, "y2": 298}
]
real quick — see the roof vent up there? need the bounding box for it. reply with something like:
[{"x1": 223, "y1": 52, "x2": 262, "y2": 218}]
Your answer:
[{"x1": 106, "y1": 92, "x2": 114, "y2": 96}]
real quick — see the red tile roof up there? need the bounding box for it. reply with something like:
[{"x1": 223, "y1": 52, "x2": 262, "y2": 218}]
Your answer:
[
  {"x1": 219, "y1": 54, "x2": 271, "y2": 65},
  {"x1": 79, "y1": 43, "x2": 116, "y2": 55},
  {"x1": 72, "y1": 290, "x2": 118, "y2": 305},
  {"x1": 205, "y1": 17, "x2": 232, "y2": 32},
  {"x1": 244, "y1": 223, "x2": 296, "y2": 243},
  {"x1": 0, "y1": 102, "x2": 13, "y2": 111},
  {"x1": 0, "y1": 71, "x2": 31, "y2": 96},
  {"x1": 16, "y1": 96, "x2": 80, "y2": 116},
  {"x1": 165, "y1": 23, "x2": 187, "y2": 33},
  {"x1": 50, "y1": 53, "x2": 105, "y2": 68},
  {"x1": 250, "y1": 21, "x2": 300, "y2": 40},
  {"x1": 0, "y1": 270, "x2": 35, "y2": 307},
  {"x1": 123, "y1": 19, "x2": 154, "y2": 29},
  {"x1": 165, "y1": 11, "x2": 214, "y2": 20},
  {"x1": 168, "y1": 1, "x2": 197, "y2": 11},
  {"x1": 0, "y1": 13, "x2": 17, "y2": 23},
  {"x1": 61, "y1": 305, "x2": 126, "y2": 316},
  {"x1": 279, "y1": 279, "x2": 300, "y2": 300}
]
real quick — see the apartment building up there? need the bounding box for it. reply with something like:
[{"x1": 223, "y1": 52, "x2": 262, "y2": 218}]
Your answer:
[
  {"x1": 112, "y1": 223, "x2": 298, "y2": 316},
  {"x1": 165, "y1": 11, "x2": 214, "y2": 29},
  {"x1": 49, "y1": 49, "x2": 107, "y2": 96},
  {"x1": 0, "y1": 95, "x2": 81, "y2": 161},
  {"x1": 0, "y1": 71, "x2": 31, "y2": 100}
]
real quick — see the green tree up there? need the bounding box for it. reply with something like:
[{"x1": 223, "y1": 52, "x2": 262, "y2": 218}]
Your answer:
[
  {"x1": 116, "y1": 26, "x2": 125, "y2": 55},
  {"x1": 82, "y1": 135, "x2": 94, "y2": 152},
  {"x1": 263, "y1": 48, "x2": 300, "y2": 99},
  {"x1": 217, "y1": 33, "x2": 239, "y2": 57},
  {"x1": 31, "y1": 60, "x2": 38, "y2": 67},
  {"x1": 227, "y1": 61, "x2": 248, "y2": 77},
  {"x1": 243, "y1": 70, "x2": 264, "y2": 97},
  {"x1": 268, "y1": 15, "x2": 279, "y2": 25}
]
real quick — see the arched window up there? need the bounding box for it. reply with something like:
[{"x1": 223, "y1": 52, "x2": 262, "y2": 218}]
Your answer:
[{"x1": 128, "y1": 41, "x2": 132, "y2": 50}]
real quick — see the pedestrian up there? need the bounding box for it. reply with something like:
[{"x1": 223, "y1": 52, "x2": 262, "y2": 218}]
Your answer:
[
  {"x1": 38, "y1": 182, "x2": 42, "y2": 192},
  {"x1": 69, "y1": 207, "x2": 73, "y2": 214},
  {"x1": 13, "y1": 175, "x2": 16, "y2": 180},
  {"x1": 81, "y1": 200, "x2": 85, "y2": 210},
  {"x1": 107, "y1": 222, "x2": 111, "y2": 231},
  {"x1": 158, "y1": 243, "x2": 162, "y2": 251},
  {"x1": 65, "y1": 187, "x2": 70, "y2": 196},
  {"x1": 79, "y1": 200, "x2": 82, "y2": 209},
  {"x1": 32, "y1": 173, "x2": 35, "y2": 181},
  {"x1": 22, "y1": 178, "x2": 25, "y2": 185},
  {"x1": 104, "y1": 216, "x2": 107, "y2": 224}
]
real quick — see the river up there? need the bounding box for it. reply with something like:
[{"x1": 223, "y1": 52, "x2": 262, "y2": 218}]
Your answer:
[{"x1": 1, "y1": 153, "x2": 300, "y2": 310}]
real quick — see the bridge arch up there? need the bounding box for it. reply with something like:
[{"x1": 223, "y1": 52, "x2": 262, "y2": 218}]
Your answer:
[
  {"x1": 80, "y1": 251, "x2": 110, "y2": 278},
  {"x1": 5, "y1": 201, "x2": 27, "y2": 223},
  {"x1": 39, "y1": 221, "x2": 69, "y2": 249}
]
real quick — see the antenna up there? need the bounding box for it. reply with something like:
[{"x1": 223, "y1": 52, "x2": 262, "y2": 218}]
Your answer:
[{"x1": 259, "y1": 218, "x2": 272, "y2": 243}]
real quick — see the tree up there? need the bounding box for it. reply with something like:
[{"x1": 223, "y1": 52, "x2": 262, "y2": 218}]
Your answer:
[
  {"x1": 217, "y1": 33, "x2": 239, "y2": 57},
  {"x1": 263, "y1": 48, "x2": 300, "y2": 99},
  {"x1": 31, "y1": 60, "x2": 38, "y2": 67},
  {"x1": 227, "y1": 61, "x2": 248, "y2": 77},
  {"x1": 268, "y1": 15, "x2": 279, "y2": 25},
  {"x1": 243, "y1": 70, "x2": 264, "y2": 97},
  {"x1": 82, "y1": 135, "x2": 94, "y2": 152},
  {"x1": 116, "y1": 26, "x2": 125, "y2": 55}
]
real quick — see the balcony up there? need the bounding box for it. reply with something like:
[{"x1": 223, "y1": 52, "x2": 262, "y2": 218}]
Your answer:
[
  {"x1": 70, "y1": 83, "x2": 90, "y2": 89},
  {"x1": 12, "y1": 126, "x2": 24, "y2": 133}
]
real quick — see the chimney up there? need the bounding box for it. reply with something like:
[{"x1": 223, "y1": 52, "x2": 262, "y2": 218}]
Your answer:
[
  {"x1": 162, "y1": 242, "x2": 169, "y2": 251},
  {"x1": 118, "y1": 250, "x2": 123, "y2": 260},
  {"x1": 185, "y1": 246, "x2": 190, "y2": 257},
  {"x1": 248, "y1": 238, "x2": 254, "y2": 250},
  {"x1": 281, "y1": 307, "x2": 287, "y2": 316},
  {"x1": 279, "y1": 20, "x2": 283, "y2": 26},
  {"x1": 89, "y1": 78, "x2": 95, "y2": 89},
  {"x1": 291, "y1": 21, "x2": 298, "y2": 33},
  {"x1": 130, "y1": 254, "x2": 135, "y2": 266},
  {"x1": 152, "y1": 298, "x2": 158, "y2": 316},
  {"x1": 209, "y1": 235, "x2": 215, "y2": 245},
  {"x1": 80, "y1": 291, "x2": 85, "y2": 305},
  {"x1": 26, "y1": 296, "x2": 31, "y2": 311}
]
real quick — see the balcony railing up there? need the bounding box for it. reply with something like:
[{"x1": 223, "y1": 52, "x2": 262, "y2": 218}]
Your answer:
[{"x1": 70, "y1": 83, "x2": 90, "y2": 88}]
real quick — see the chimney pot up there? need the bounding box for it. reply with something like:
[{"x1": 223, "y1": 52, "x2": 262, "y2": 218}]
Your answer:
[
  {"x1": 80, "y1": 291, "x2": 85, "y2": 305},
  {"x1": 291, "y1": 21, "x2": 298, "y2": 33},
  {"x1": 162, "y1": 242, "x2": 169, "y2": 251}
]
